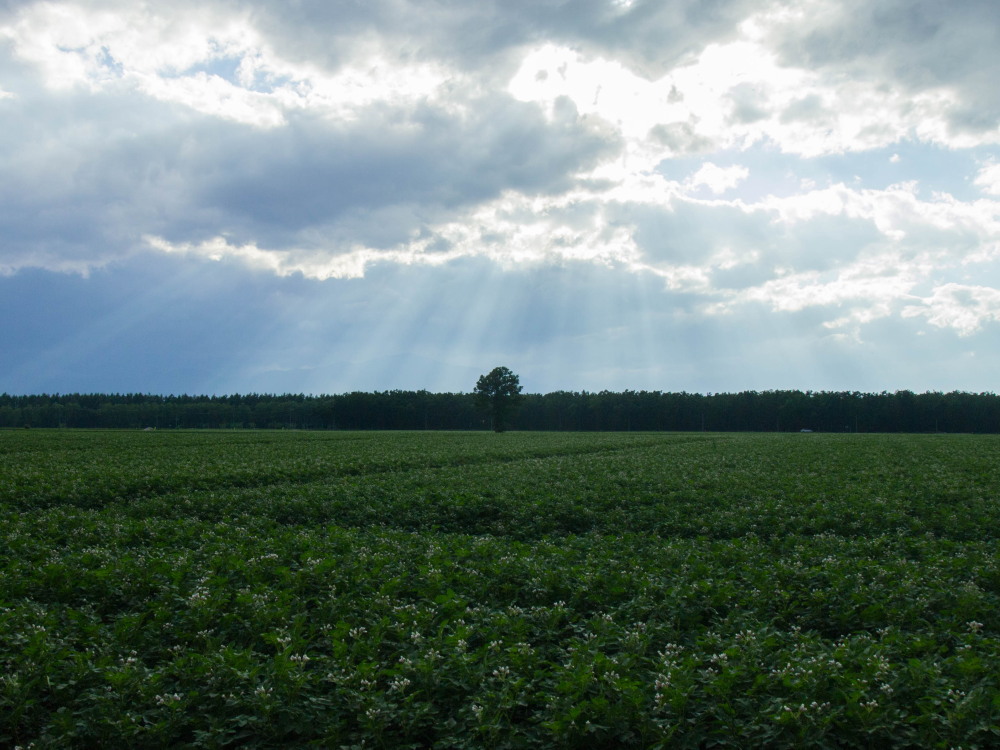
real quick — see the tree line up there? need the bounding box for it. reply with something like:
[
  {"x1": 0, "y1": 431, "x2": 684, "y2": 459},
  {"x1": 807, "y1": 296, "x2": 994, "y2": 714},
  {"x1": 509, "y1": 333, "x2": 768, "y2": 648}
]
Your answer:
[{"x1": 1, "y1": 389, "x2": 998, "y2": 433}]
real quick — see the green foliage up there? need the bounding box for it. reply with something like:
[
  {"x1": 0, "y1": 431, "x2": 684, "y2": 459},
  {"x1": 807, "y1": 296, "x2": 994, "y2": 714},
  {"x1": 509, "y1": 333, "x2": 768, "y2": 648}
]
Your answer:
[
  {"x1": 3, "y1": 388, "x2": 1000, "y2": 431},
  {"x1": 473, "y1": 367, "x2": 524, "y2": 432},
  {"x1": 2, "y1": 430, "x2": 1000, "y2": 747}
]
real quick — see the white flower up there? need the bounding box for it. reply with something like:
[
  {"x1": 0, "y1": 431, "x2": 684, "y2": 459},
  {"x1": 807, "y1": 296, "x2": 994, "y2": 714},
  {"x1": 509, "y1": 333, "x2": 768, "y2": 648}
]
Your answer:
[{"x1": 389, "y1": 676, "x2": 411, "y2": 692}]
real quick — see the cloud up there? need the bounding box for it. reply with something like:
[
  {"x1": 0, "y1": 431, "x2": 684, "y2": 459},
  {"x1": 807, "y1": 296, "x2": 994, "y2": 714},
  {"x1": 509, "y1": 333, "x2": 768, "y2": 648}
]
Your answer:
[
  {"x1": 1, "y1": 0, "x2": 1000, "y2": 395},
  {"x1": 767, "y1": 0, "x2": 1000, "y2": 144},
  {"x1": 974, "y1": 162, "x2": 1000, "y2": 196},
  {"x1": 188, "y1": 94, "x2": 619, "y2": 243},
  {"x1": 143, "y1": 234, "x2": 465, "y2": 280},
  {"x1": 685, "y1": 162, "x2": 750, "y2": 194},
  {"x1": 0, "y1": 52, "x2": 619, "y2": 274},
  {"x1": 507, "y1": 15, "x2": 969, "y2": 162},
  {"x1": 902, "y1": 284, "x2": 1000, "y2": 336},
  {"x1": 714, "y1": 182, "x2": 1000, "y2": 321},
  {"x1": 5, "y1": 254, "x2": 997, "y2": 395},
  {"x1": 0, "y1": 0, "x2": 459, "y2": 128},
  {"x1": 248, "y1": 0, "x2": 762, "y2": 81}
]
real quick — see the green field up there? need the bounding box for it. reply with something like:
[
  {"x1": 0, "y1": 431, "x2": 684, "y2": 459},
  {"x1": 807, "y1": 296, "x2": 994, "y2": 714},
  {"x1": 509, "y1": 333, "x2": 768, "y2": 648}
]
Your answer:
[{"x1": 2, "y1": 430, "x2": 1000, "y2": 748}]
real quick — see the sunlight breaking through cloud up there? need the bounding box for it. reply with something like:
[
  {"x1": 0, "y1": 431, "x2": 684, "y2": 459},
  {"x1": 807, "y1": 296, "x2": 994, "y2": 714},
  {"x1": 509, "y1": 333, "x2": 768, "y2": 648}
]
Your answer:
[
  {"x1": 3, "y1": 0, "x2": 1000, "y2": 394},
  {"x1": 143, "y1": 235, "x2": 464, "y2": 280},
  {"x1": 0, "y1": 2, "x2": 452, "y2": 127}
]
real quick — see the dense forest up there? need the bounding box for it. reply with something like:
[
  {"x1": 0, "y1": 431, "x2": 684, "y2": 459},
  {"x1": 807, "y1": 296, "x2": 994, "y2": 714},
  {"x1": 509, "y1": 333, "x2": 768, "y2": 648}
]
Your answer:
[{"x1": 1, "y1": 390, "x2": 998, "y2": 433}]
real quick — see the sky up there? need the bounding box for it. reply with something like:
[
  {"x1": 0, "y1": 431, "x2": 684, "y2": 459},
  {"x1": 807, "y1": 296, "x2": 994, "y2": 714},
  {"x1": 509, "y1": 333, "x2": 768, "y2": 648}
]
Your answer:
[{"x1": 1, "y1": 0, "x2": 999, "y2": 396}]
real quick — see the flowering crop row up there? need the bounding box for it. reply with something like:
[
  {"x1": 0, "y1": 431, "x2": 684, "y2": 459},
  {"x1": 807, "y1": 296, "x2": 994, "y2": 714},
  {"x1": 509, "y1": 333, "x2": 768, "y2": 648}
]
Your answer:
[{"x1": 1, "y1": 430, "x2": 999, "y2": 747}]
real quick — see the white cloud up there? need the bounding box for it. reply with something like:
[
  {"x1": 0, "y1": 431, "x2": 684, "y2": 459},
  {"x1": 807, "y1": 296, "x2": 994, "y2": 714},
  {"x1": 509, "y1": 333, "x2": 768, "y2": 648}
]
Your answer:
[
  {"x1": 902, "y1": 284, "x2": 1000, "y2": 336},
  {"x1": 144, "y1": 234, "x2": 462, "y2": 280},
  {"x1": 685, "y1": 162, "x2": 749, "y2": 194},
  {"x1": 142, "y1": 185, "x2": 643, "y2": 280},
  {"x1": 132, "y1": 154, "x2": 1000, "y2": 341},
  {"x1": 0, "y1": 2, "x2": 453, "y2": 128},
  {"x1": 133, "y1": 71, "x2": 287, "y2": 128},
  {"x1": 654, "y1": 180, "x2": 1000, "y2": 334},
  {"x1": 766, "y1": 0, "x2": 1000, "y2": 143},
  {"x1": 974, "y1": 162, "x2": 1000, "y2": 196},
  {"x1": 508, "y1": 12, "x2": 971, "y2": 167},
  {"x1": 724, "y1": 262, "x2": 913, "y2": 315}
]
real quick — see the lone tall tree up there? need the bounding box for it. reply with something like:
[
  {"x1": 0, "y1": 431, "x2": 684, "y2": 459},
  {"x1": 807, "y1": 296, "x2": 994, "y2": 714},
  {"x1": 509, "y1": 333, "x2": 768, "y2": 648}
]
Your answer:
[{"x1": 474, "y1": 366, "x2": 523, "y2": 432}]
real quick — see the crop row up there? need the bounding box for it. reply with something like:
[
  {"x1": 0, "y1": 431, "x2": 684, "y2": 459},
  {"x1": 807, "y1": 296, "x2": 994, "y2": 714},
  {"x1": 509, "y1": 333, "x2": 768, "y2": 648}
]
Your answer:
[{"x1": 2, "y1": 430, "x2": 1000, "y2": 747}]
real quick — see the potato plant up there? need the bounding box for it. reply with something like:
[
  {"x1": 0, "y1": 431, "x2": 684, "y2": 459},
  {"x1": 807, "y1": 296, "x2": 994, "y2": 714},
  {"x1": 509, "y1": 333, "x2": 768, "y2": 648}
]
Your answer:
[{"x1": 1, "y1": 430, "x2": 999, "y2": 748}]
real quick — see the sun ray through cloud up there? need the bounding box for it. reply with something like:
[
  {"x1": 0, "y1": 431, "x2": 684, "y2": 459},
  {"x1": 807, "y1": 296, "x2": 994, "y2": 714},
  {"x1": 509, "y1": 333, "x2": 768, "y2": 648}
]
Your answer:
[{"x1": 2, "y1": 0, "x2": 999, "y2": 394}]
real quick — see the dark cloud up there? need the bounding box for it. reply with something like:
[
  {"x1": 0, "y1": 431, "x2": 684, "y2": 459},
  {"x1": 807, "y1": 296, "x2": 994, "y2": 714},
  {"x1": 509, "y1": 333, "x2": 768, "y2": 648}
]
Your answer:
[
  {"x1": 772, "y1": 0, "x2": 1000, "y2": 135},
  {"x1": 0, "y1": 73, "x2": 619, "y2": 265},
  {"x1": 727, "y1": 83, "x2": 769, "y2": 125},
  {"x1": 0, "y1": 82, "x2": 209, "y2": 267},
  {"x1": 648, "y1": 120, "x2": 716, "y2": 155},
  {"x1": 250, "y1": 0, "x2": 758, "y2": 80},
  {"x1": 190, "y1": 95, "x2": 619, "y2": 247},
  {"x1": 779, "y1": 94, "x2": 829, "y2": 125}
]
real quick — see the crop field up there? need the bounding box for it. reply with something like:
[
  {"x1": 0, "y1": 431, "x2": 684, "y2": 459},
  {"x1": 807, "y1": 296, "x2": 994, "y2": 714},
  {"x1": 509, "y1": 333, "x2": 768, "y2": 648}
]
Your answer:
[{"x1": 2, "y1": 430, "x2": 1000, "y2": 748}]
